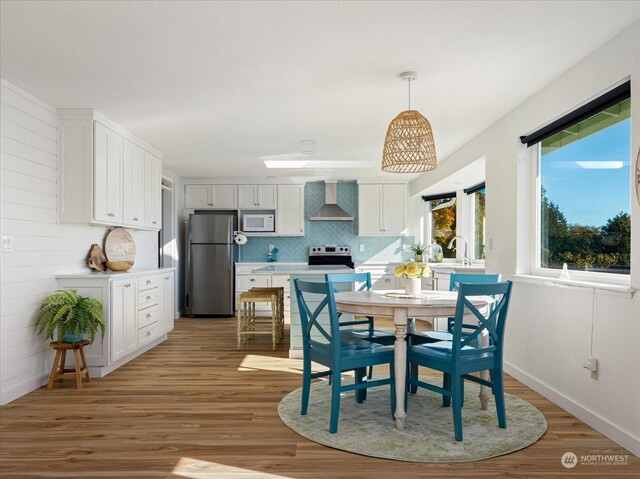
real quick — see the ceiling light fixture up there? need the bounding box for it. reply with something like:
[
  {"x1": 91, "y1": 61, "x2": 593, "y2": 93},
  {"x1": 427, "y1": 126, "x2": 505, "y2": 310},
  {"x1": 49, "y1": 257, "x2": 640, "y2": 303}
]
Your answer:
[
  {"x1": 300, "y1": 140, "x2": 316, "y2": 145},
  {"x1": 264, "y1": 160, "x2": 375, "y2": 169},
  {"x1": 382, "y1": 71, "x2": 437, "y2": 173},
  {"x1": 302, "y1": 150, "x2": 316, "y2": 155}
]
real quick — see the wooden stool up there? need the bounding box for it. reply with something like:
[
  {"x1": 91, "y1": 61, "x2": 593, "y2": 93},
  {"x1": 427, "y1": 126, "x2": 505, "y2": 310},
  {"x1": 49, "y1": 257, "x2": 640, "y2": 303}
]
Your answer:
[
  {"x1": 250, "y1": 286, "x2": 285, "y2": 340},
  {"x1": 47, "y1": 340, "x2": 91, "y2": 390},
  {"x1": 237, "y1": 290, "x2": 280, "y2": 351}
]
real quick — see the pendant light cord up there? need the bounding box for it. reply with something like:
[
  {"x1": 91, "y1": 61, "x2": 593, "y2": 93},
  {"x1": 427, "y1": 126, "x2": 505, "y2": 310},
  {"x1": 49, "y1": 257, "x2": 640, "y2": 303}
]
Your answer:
[{"x1": 408, "y1": 79, "x2": 411, "y2": 110}]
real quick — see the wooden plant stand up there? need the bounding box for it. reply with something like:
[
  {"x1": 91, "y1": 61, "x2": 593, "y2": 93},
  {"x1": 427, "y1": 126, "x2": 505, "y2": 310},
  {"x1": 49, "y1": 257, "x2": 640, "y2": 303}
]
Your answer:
[{"x1": 47, "y1": 340, "x2": 91, "y2": 390}]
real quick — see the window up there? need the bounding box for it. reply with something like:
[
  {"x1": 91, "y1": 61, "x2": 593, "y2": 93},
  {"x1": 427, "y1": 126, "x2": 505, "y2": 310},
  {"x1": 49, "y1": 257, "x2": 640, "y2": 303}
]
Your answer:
[
  {"x1": 474, "y1": 188, "x2": 485, "y2": 260},
  {"x1": 531, "y1": 85, "x2": 631, "y2": 276},
  {"x1": 430, "y1": 196, "x2": 457, "y2": 258}
]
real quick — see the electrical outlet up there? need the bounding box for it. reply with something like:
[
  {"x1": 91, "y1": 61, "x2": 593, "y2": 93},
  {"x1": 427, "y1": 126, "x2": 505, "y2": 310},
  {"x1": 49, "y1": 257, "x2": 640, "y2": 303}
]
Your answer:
[
  {"x1": 583, "y1": 357, "x2": 598, "y2": 379},
  {"x1": 2, "y1": 236, "x2": 13, "y2": 253},
  {"x1": 268, "y1": 244, "x2": 274, "y2": 253},
  {"x1": 487, "y1": 238, "x2": 494, "y2": 250},
  {"x1": 359, "y1": 244, "x2": 365, "y2": 252}
]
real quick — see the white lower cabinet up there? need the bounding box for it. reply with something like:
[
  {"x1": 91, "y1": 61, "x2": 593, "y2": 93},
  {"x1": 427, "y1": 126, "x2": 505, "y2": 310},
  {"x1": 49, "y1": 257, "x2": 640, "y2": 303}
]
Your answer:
[
  {"x1": 158, "y1": 272, "x2": 175, "y2": 335},
  {"x1": 56, "y1": 269, "x2": 175, "y2": 377},
  {"x1": 111, "y1": 279, "x2": 138, "y2": 363}
]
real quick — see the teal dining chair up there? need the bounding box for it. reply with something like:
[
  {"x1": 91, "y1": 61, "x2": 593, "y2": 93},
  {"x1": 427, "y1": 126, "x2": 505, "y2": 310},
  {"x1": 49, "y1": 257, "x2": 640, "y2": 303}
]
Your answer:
[
  {"x1": 406, "y1": 281, "x2": 513, "y2": 441},
  {"x1": 294, "y1": 278, "x2": 396, "y2": 434},
  {"x1": 326, "y1": 272, "x2": 396, "y2": 379},
  {"x1": 326, "y1": 273, "x2": 396, "y2": 341},
  {"x1": 408, "y1": 273, "x2": 502, "y2": 393}
]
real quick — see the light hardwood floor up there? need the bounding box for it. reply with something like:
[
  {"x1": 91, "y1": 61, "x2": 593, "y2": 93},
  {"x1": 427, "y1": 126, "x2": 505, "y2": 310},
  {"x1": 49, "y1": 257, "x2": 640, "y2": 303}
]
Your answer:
[{"x1": 0, "y1": 318, "x2": 637, "y2": 478}]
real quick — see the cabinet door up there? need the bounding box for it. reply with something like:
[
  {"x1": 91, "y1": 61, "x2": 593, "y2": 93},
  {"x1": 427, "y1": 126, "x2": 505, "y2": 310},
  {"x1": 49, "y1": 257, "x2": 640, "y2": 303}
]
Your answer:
[
  {"x1": 94, "y1": 122, "x2": 123, "y2": 224},
  {"x1": 185, "y1": 185, "x2": 211, "y2": 209},
  {"x1": 277, "y1": 184, "x2": 304, "y2": 236},
  {"x1": 382, "y1": 184, "x2": 406, "y2": 235},
  {"x1": 158, "y1": 273, "x2": 175, "y2": 334},
  {"x1": 237, "y1": 185, "x2": 258, "y2": 209},
  {"x1": 358, "y1": 185, "x2": 382, "y2": 235},
  {"x1": 123, "y1": 140, "x2": 145, "y2": 227},
  {"x1": 111, "y1": 279, "x2": 137, "y2": 363},
  {"x1": 144, "y1": 151, "x2": 162, "y2": 229},
  {"x1": 257, "y1": 185, "x2": 278, "y2": 209},
  {"x1": 211, "y1": 185, "x2": 238, "y2": 208}
]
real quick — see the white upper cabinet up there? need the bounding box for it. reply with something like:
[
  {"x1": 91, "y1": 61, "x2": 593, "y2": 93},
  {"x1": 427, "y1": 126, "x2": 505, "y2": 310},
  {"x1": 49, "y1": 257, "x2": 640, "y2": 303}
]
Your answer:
[
  {"x1": 123, "y1": 139, "x2": 145, "y2": 227},
  {"x1": 144, "y1": 150, "x2": 162, "y2": 228},
  {"x1": 238, "y1": 184, "x2": 277, "y2": 209},
  {"x1": 185, "y1": 184, "x2": 238, "y2": 209},
  {"x1": 94, "y1": 122, "x2": 123, "y2": 224},
  {"x1": 184, "y1": 184, "x2": 211, "y2": 209},
  {"x1": 277, "y1": 184, "x2": 305, "y2": 236},
  {"x1": 358, "y1": 183, "x2": 406, "y2": 236},
  {"x1": 58, "y1": 109, "x2": 163, "y2": 230}
]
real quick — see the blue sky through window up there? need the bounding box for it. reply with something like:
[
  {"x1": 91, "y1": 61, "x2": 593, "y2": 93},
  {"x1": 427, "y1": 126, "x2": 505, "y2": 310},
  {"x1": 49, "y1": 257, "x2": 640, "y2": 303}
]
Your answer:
[{"x1": 541, "y1": 119, "x2": 631, "y2": 227}]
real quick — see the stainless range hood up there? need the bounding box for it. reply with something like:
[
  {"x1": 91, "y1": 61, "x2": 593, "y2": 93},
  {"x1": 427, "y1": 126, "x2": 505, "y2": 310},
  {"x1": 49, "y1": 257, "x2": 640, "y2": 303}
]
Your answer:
[{"x1": 310, "y1": 181, "x2": 354, "y2": 221}]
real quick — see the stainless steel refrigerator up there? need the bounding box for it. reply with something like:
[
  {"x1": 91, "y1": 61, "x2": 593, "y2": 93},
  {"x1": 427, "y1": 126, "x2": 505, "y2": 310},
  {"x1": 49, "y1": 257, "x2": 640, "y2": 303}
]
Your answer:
[{"x1": 186, "y1": 214, "x2": 236, "y2": 316}]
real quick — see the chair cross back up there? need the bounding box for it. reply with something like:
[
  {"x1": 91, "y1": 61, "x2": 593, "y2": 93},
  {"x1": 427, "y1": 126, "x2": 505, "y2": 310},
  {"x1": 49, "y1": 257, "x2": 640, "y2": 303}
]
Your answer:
[
  {"x1": 453, "y1": 282, "x2": 512, "y2": 356},
  {"x1": 326, "y1": 273, "x2": 373, "y2": 329},
  {"x1": 294, "y1": 280, "x2": 334, "y2": 342}
]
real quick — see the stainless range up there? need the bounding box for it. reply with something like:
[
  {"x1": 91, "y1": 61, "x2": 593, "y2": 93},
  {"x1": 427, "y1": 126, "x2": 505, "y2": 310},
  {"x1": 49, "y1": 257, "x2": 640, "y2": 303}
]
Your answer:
[{"x1": 308, "y1": 245, "x2": 354, "y2": 269}]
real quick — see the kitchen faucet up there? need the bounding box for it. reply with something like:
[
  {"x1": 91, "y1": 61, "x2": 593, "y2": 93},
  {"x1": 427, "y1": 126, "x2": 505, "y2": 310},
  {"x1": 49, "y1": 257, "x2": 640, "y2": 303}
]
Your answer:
[{"x1": 447, "y1": 235, "x2": 472, "y2": 265}]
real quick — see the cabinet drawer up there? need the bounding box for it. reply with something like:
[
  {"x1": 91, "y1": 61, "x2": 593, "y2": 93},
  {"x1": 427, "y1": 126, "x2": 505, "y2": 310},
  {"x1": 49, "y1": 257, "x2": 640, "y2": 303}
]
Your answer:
[
  {"x1": 271, "y1": 275, "x2": 291, "y2": 291},
  {"x1": 138, "y1": 306, "x2": 158, "y2": 329},
  {"x1": 138, "y1": 274, "x2": 158, "y2": 291},
  {"x1": 372, "y1": 274, "x2": 396, "y2": 290},
  {"x1": 138, "y1": 289, "x2": 158, "y2": 309},
  {"x1": 138, "y1": 322, "x2": 158, "y2": 346},
  {"x1": 236, "y1": 275, "x2": 270, "y2": 291}
]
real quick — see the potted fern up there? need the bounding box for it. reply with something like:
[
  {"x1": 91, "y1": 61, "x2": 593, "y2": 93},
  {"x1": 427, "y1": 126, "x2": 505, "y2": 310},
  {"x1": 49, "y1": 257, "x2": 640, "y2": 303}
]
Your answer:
[{"x1": 35, "y1": 289, "x2": 105, "y2": 344}]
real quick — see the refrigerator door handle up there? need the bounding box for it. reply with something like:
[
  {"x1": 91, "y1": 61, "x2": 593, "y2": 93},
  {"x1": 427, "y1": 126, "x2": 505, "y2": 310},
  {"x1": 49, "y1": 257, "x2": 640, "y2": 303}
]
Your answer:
[{"x1": 228, "y1": 216, "x2": 233, "y2": 272}]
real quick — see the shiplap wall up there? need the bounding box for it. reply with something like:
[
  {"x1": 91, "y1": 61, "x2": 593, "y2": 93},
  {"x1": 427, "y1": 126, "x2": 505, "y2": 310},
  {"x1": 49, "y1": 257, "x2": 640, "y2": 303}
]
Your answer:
[{"x1": 0, "y1": 80, "x2": 158, "y2": 404}]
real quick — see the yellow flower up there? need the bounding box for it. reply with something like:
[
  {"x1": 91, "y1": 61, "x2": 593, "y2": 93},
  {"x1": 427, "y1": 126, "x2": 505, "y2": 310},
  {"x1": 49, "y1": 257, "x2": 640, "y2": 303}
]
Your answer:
[
  {"x1": 394, "y1": 264, "x2": 407, "y2": 278},
  {"x1": 416, "y1": 263, "x2": 430, "y2": 278},
  {"x1": 405, "y1": 262, "x2": 420, "y2": 278}
]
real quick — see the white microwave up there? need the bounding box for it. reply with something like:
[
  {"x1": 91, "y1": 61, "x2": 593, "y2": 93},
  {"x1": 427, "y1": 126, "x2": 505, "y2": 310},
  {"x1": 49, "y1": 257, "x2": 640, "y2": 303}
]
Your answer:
[{"x1": 243, "y1": 214, "x2": 275, "y2": 232}]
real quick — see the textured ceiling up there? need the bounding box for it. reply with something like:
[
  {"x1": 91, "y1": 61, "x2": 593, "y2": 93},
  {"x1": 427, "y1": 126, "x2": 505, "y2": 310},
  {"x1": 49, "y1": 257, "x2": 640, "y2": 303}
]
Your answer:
[{"x1": 2, "y1": 1, "x2": 639, "y2": 181}]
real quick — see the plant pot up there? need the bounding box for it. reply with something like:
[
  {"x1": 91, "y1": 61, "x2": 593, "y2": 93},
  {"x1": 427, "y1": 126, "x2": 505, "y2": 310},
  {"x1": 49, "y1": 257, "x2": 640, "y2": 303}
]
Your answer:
[
  {"x1": 62, "y1": 331, "x2": 84, "y2": 343},
  {"x1": 415, "y1": 254, "x2": 423, "y2": 262},
  {"x1": 405, "y1": 278, "x2": 422, "y2": 296}
]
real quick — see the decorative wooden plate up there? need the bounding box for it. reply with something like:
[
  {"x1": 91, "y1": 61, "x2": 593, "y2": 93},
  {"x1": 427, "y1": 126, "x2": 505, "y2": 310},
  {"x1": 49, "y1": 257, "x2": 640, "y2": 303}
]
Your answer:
[{"x1": 104, "y1": 228, "x2": 136, "y2": 263}]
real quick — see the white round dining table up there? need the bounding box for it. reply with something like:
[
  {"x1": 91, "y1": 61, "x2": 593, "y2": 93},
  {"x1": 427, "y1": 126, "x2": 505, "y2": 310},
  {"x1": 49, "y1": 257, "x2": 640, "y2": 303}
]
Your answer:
[{"x1": 334, "y1": 289, "x2": 492, "y2": 431}]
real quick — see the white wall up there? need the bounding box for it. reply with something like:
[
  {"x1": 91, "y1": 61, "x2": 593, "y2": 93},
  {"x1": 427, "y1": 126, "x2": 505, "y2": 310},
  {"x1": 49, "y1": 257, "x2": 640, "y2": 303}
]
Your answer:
[
  {"x1": 0, "y1": 81, "x2": 158, "y2": 405},
  {"x1": 162, "y1": 167, "x2": 185, "y2": 317},
  {"x1": 411, "y1": 21, "x2": 640, "y2": 456}
]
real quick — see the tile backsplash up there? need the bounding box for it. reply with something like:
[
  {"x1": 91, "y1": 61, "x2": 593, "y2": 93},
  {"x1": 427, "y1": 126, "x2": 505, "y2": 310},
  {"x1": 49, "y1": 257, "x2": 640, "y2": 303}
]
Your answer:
[{"x1": 240, "y1": 181, "x2": 414, "y2": 263}]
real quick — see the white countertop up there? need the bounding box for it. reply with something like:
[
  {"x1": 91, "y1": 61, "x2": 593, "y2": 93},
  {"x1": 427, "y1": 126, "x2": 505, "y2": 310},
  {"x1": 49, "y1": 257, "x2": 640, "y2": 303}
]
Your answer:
[
  {"x1": 56, "y1": 267, "x2": 175, "y2": 279},
  {"x1": 253, "y1": 265, "x2": 354, "y2": 275}
]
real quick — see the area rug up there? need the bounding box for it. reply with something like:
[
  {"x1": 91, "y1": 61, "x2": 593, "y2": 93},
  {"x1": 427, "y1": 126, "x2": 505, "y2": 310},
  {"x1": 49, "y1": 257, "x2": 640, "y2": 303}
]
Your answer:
[{"x1": 278, "y1": 376, "x2": 547, "y2": 462}]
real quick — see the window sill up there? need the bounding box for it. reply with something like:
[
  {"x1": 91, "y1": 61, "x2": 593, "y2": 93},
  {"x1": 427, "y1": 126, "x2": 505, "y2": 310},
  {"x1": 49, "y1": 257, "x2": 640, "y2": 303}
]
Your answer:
[{"x1": 511, "y1": 274, "x2": 635, "y2": 298}]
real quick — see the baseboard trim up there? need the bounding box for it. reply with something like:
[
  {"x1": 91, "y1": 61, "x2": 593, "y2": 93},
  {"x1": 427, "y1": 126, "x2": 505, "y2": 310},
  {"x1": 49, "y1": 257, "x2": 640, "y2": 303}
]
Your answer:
[
  {"x1": 1, "y1": 372, "x2": 50, "y2": 406},
  {"x1": 504, "y1": 361, "x2": 640, "y2": 458},
  {"x1": 289, "y1": 349, "x2": 303, "y2": 359}
]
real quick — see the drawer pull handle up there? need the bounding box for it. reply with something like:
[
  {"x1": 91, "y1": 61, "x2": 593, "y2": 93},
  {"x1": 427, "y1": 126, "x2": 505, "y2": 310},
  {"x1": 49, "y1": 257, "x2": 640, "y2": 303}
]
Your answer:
[
  {"x1": 146, "y1": 296, "x2": 151, "y2": 300},
  {"x1": 146, "y1": 280, "x2": 151, "y2": 284},
  {"x1": 250, "y1": 278, "x2": 255, "y2": 282},
  {"x1": 385, "y1": 278, "x2": 391, "y2": 282},
  {"x1": 146, "y1": 331, "x2": 151, "y2": 337},
  {"x1": 133, "y1": 217, "x2": 138, "y2": 221},
  {"x1": 146, "y1": 314, "x2": 151, "y2": 318},
  {"x1": 152, "y1": 221, "x2": 158, "y2": 224}
]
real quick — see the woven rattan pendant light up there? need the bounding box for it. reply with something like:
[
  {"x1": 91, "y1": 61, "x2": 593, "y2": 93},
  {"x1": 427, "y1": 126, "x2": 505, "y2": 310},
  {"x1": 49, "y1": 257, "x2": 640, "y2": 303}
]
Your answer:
[{"x1": 382, "y1": 72, "x2": 437, "y2": 173}]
